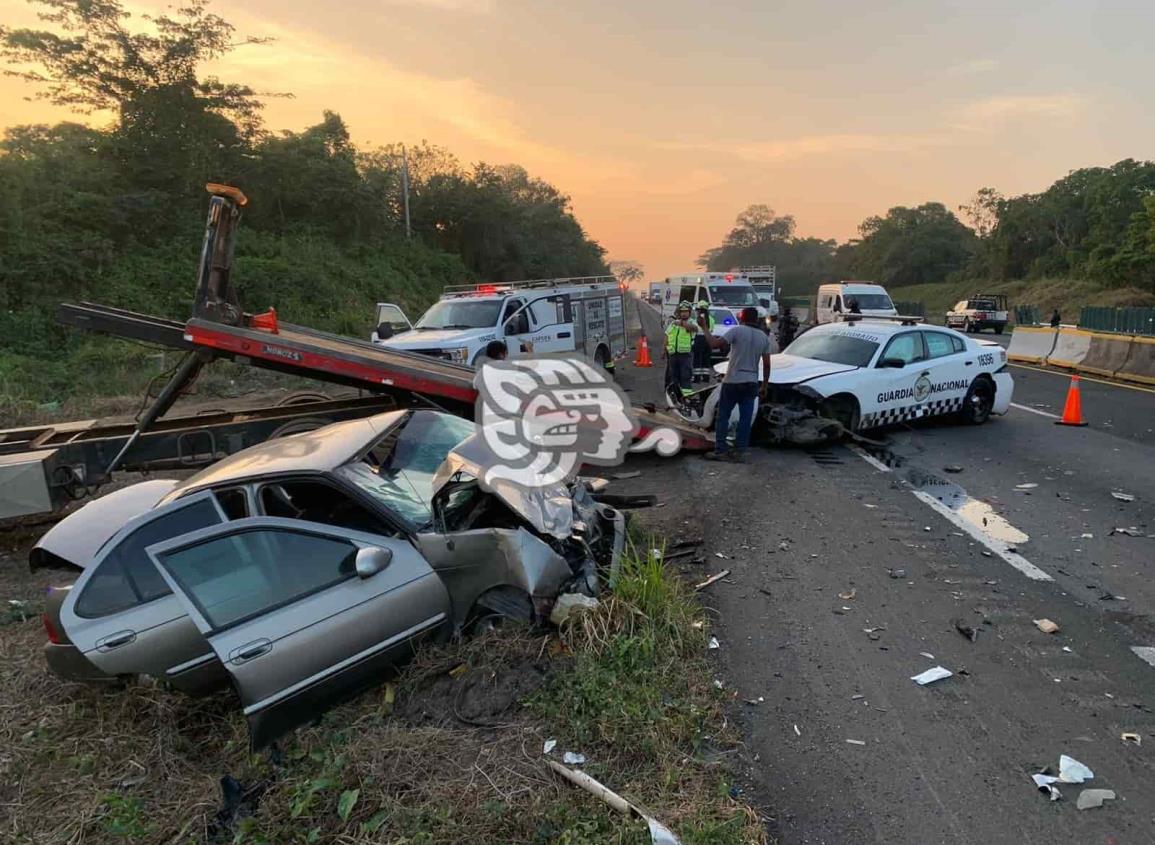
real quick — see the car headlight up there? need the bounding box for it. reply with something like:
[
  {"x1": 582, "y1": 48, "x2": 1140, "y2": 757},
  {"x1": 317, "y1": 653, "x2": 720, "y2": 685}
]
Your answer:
[{"x1": 448, "y1": 347, "x2": 470, "y2": 363}]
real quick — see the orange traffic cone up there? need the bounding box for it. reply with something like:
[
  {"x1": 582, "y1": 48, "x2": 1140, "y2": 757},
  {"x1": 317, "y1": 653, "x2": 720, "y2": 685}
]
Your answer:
[
  {"x1": 250, "y1": 307, "x2": 279, "y2": 334},
  {"x1": 634, "y1": 333, "x2": 654, "y2": 367},
  {"x1": 1054, "y1": 375, "x2": 1088, "y2": 426}
]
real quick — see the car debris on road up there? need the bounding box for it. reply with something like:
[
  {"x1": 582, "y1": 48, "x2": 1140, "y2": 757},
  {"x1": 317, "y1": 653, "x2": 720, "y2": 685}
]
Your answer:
[
  {"x1": 1034, "y1": 619, "x2": 1060, "y2": 634},
  {"x1": 911, "y1": 666, "x2": 953, "y2": 686}
]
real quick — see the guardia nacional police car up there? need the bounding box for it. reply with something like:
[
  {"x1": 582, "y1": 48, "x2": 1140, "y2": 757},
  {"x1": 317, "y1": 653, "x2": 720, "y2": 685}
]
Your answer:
[{"x1": 752, "y1": 318, "x2": 1013, "y2": 433}]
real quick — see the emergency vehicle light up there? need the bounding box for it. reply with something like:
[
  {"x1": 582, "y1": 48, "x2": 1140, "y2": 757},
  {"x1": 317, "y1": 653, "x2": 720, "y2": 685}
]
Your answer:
[{"x1": 476, "y1": 284, "x2": 498, "y2": 295}]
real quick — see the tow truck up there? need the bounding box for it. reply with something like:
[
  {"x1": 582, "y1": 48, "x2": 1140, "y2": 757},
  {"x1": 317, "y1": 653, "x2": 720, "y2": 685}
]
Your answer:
[{"x1": 0, "y1": 185, "x2": 709, "y2": 520}]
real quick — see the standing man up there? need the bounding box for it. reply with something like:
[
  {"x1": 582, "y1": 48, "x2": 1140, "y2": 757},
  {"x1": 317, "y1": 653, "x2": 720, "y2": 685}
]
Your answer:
[
  {"x1": 1050, "y1": 308, "x2": 1061, "y2": 328},
  {"x1": 663, "y1": 300, "x2": 698, "y2": 397},
  {"x1": 691, "y1": 300, "x2": 716, "y2": 383},
  {"x1": 705, "y1": 306, "x2": 771, "y2": 463}
]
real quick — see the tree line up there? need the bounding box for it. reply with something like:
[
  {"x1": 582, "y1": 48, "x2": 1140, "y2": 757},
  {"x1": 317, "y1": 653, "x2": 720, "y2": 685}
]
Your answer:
[
  {"x1": 0, "y1": 0, "x2": 606, "y2": 381},
  {"x1": 699, "y1": 161, "x2": 1155, "y2": 295}
]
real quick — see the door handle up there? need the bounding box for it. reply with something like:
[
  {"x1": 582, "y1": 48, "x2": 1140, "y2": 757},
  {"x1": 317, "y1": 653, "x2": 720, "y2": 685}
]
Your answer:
[
  {"x1": 965, "y1": 360, "x2": 974, "y2": 366},
  {"x1": 96, "y1": 630, "x2": 137, "y2": 651},
  {"x1": 229, "y1": 639, "x2": 272, "y2": 664},
  {"x1": 557, "y1": 331, "x2": 572, "y2": 338}
]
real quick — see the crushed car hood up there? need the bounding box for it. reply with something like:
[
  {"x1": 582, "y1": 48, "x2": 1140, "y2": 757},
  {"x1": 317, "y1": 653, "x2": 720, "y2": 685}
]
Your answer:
[
  {"x1": 767, "y1": 354, "x2": 859, "y2": 384},
  {"x1": 431, "y1": 434, "x2": 575, "y2": 539},
  {"x1": 31, "y1": 479, "x2": 180, "y2": 569}
]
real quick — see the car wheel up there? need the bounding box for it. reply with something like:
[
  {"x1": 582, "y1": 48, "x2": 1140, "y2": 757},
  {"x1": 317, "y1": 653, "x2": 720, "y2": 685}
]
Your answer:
[
  {"x1": 820, "y1": 394, "x2": 860, "y2": 433},
  {"x1": 960, "y1": 377, "x2": 994, "y2": 425}
]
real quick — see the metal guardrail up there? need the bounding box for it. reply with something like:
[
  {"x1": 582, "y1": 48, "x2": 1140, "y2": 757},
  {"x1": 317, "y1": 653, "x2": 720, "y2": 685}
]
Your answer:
[{"x1": 1079, "y1": 306, "x2": 1155, "y2": 336}]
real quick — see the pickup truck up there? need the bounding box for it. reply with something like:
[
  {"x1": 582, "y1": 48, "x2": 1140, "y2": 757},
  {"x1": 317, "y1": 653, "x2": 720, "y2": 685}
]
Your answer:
[{"x1": 945, "y1": 294, "x2": 1009, "y2": 334}]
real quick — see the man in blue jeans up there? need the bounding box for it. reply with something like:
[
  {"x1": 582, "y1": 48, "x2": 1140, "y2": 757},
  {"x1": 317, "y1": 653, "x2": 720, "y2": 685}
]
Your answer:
[{"x1": 704, "y1": 307, "x2": 771, "y2": 463}]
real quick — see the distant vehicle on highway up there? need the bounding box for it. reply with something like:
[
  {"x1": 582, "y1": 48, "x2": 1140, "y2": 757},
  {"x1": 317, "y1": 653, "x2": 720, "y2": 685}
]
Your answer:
[
  {"x1": 945, "y1": 294, "x2": 1009, "y2": 334},
  {"x1": 815, "y1": 282, "x2": 898, "y2": 324},
  {"x1": 651, "y1": 273, "x2": 770, "y2": 327},
  {"x1": 735, "y1": 265, "x2": 780, "y2": 318}
]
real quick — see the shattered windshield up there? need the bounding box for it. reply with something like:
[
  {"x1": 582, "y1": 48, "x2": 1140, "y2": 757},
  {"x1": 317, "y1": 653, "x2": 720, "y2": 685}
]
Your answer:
[
  {"x1": 785, "y1": 332, "x2": 879, "y2": 367},
  {"x1": 415, "y1": 299, "x2": 503, "y2": 330},
  {"x1": 336, "y1": 411, "x2": 477, "y2": 529},
  {"x1": 708, "y1": 285, "x2": 757, "y2": 306}
]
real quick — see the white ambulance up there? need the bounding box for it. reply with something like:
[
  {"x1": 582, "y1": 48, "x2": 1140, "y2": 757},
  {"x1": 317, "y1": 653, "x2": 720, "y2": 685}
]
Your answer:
[
  {"x1": 651, "y1": 273, "x2": 768, "y2": 325},
  {"x1": 815, "y1": 282, "x2": 898, "y2": 324},
  {"x1": 371, "y1": 276, "x2": 627, "y2": 369}
]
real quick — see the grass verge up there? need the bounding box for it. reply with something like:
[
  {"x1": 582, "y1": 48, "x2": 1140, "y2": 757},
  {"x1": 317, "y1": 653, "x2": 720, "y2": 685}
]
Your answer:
[{"x1": 0, "y1": 537, "x2": 762, "y2": 844}]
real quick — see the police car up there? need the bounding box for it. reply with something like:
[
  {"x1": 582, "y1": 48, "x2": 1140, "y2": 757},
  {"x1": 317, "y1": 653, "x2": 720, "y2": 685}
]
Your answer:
[{"x1": 743, "y1": 319, "x2": 1013, "y2": 433}]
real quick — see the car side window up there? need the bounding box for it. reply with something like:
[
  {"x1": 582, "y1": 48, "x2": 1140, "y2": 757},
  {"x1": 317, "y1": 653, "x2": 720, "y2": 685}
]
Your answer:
[
  {"x1": 950, "y1": 335, "x2": 965, "y2": 353},
  {"x1": 259, "y1": 480, "x2": 396, "y2": 537},
  {"x1": 74, "y1": 497, "x2": 224, "y2": 618},
  {"x1": 154, "y1": 528, "x2": 357, "y2": 631},
  {"x1": 504, "y1": 299, "x2": 529, "y2": 335},
  {"x1": 880, "y1": 332, "x2": 926, "y2": 365},
  {"x1": 922, "y1": 331, "x2": 957, "y2": 359}
]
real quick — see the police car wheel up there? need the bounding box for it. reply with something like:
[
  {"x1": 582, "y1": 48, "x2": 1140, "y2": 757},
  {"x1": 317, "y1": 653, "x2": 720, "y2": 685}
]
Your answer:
[
  {"x1": 960, "y1": 377, "x2": 994, "y2": 425},
  {"x1": 820, "y1": 394, "x2": 860, "y2": 433}
]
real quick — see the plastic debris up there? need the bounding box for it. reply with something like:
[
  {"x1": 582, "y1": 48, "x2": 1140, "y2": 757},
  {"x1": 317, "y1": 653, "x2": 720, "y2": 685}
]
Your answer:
[
  {"x1": 543, "y1": 739, "x2": 557, "y2": 754},
  {"x1": 1059, "y1": 755, "x2": 1094, "y2": 783},
  {"x1": 944, "y1": 465, "x2": 963, "y2": 473},
  {"x1": 1034, "y1": 618, "x2": 1060, "y2": 634},
  {"x1": 1080, "y1": 533, "x2": 1094, "y2": 539},
  {"x1": 744, "y1": 697, "x2": 764, "y2": 706},
  {"x1": 845, "y1": 739, "x2": 866, "y2": 746},
  {"x1": 1121, "y1": 732, "x2": 1141, "y2": 746},
  {"x1": 1110, "y1": 526, "x2": 1144, "y2": 537},
  {"x1": 546, "y1": 760, "x2": 683, "y2": 845},
  {"x1": 562, "y1": 752, "x2": 586, "y2": 765},
  {"x1": 923, "y1": 526, "x2": 932, "y2": 532},
  {"x1": 707, "y1": 637, "x2": 720, "y2": 650},
  {"x1": 612, "y1": 470, "x2": 641, "y2": 480},
  {"x1": 793, "y1": 724, "x2": 801, "y2": 736},
  {"x1": 1076, "y1": 789, "x2": 1115, "y2": 810},
  {"x1": 1032, "y1": 773, "x2": 1062, "y2": 801},
  {"x1": 919, "y1": 652, "x2": 935, "y2": 660},
  {"x1": 714, "y1": 552, "x2": 728, "y2": 559},
  {"x1": 694, "y1": 570, "x2": 731, "y2": 591},
  {"x1": 888, "y1": 568, "x2": 906, "y2": 579},
  {"x1": 713, "y1": 679, "x2": 724, "y2": 690},
  {"x1": 1016, "y1": 483, "x2": 1039, "y2": 490},
  {"x1": 1110, "y1": 492, "x2": 1135, "y2": 502},
  {"x1": 550, "y1": 594, "x2": 601, "y2": 625},
  {"x1": 911, "y1": 666, "x2": 953, "y2": 686},
  {"x1": 838, "y1": 588, "x2": 857, "y2": 600}
]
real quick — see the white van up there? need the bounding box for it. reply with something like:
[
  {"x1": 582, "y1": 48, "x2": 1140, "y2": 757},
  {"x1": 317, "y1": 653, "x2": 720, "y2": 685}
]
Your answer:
[
  {"x1": 652, "y1": 273, "x2": 768, "y2": 325},
  {"x1": 815, "y1": 282, "x2": 897, "y2": 324},
  {"x1": 372, "y1": 277, "x2": 627, "y2": 368}
]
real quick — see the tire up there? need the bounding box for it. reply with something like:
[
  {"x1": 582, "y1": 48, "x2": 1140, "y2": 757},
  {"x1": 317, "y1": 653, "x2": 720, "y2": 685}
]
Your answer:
[
  {"x1": 959, "y1": 377, "x2": 994, "y2": 425},
  {"x1": 994, "y1": 324, "x2": 1005, "y2": 335},
  {"x1": 819, "y1": 394, "x2": 861, "y2": 433}
]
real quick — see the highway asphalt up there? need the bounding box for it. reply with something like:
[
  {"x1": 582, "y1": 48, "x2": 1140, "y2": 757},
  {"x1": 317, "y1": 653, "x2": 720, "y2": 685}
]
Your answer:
[{"x1": 620, "y1": 301, "x2": 1155, "y2": 844}]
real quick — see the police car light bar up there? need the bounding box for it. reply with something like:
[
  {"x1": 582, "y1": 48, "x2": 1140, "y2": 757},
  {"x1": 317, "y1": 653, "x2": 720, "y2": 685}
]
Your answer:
[{"x1": 842, "y1": 314, "x2": 926, "y2": 326}]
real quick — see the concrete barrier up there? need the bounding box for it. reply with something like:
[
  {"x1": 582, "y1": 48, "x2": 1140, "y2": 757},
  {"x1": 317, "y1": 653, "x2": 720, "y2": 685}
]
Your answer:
[
  {"x1": 1114, "y1": 335, "x2": 1155, "y2": 386},
  {"x1": 1046, "y1": 328, "x2": 1092, "y2": 369},
  {"x1": 1077, "y1": 333, "x2": 1133, "y2": 378},
  {"x1": 1006, "y1": 326, "x2": 1058, "y2": 364}
]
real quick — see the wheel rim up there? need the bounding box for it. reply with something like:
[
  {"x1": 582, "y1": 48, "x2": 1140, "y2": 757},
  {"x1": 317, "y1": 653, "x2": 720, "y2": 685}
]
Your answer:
[{"x1": 969, "y1": 384, "x2": 992, "y2": 421}]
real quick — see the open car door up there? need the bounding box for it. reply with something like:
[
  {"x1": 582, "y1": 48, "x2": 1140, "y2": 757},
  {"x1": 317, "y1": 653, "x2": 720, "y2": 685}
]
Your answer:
[
  {"x1": 373, "y1": 303, "x2": 412, "y2": 342},
  {"x1": 146, "y1": 516, "x2": 450, "y2": 749}
]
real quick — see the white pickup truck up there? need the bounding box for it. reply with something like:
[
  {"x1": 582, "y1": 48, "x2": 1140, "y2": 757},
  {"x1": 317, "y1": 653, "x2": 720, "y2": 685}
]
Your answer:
[
  {"x1": 945, "y1": 294, "x2": 1009, "y2": 334},
  {"x1": 372, "y1": 277, "x2": 628, "y2": 368}
]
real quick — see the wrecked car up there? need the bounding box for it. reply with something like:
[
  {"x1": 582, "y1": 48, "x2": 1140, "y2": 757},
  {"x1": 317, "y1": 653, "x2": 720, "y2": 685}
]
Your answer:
[
  {"x1": 33, "y1": 409, "x2": 623, "y2": 748},
  {"x1": 667, "y1": 320, "x2": 1013, "y2": 444}
]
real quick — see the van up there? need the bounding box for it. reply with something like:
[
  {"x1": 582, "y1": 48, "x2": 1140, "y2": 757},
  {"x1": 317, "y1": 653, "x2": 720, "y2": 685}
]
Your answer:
[
  {"x1": 372, "y1": 277, "x2": 626, "y2": 368},
  {"x1": 652, "y1": 273, "x2": 767, "y2": 325},
  {"x1": 736, "y1": 266, "x2": 780, "y2": 318},
  {"x1": 815, "y1": 282, "x2": 897, "y2": 324}
]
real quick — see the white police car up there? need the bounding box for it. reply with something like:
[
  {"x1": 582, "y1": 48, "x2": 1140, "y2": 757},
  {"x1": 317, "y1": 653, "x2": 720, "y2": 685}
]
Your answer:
[{"x1": 764, "y1": 319, "x2": 1013, "y2": 432}]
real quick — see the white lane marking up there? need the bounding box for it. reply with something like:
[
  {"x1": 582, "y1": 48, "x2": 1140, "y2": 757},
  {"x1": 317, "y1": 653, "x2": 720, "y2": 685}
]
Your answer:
[
  {"x1": 1011, "y1": 402, "x2": 1060, "y2": 419},
  {"x1": 1133, "y1": 646, "x2": 1155, "y2": 669},
  {"x1": 911, "y1": 491, "x2": 1054, "y2": 582},
  {"x1": 846, "y1": 444, "x2": 892, "y2": 473}
]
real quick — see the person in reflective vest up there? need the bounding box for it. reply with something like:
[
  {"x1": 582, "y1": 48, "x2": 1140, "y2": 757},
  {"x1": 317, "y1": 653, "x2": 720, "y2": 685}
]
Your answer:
[
  {"x1": 663, "y1": 301, "x2": 698, "y2": 396},
  {"x1": 692, "y1": 300, "x2": 716, "y2": 383}
]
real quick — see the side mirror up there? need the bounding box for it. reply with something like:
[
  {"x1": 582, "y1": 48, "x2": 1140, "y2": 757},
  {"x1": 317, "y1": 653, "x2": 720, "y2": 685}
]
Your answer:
[
  {"x1": 355, "y1": 546, "x2": 392, "y2": 578},
  {"x1": 878, "y1": 357, "x2": 906, "y2": 369},
  {"x1": 376, "y1": 322, "x2": 394, "y2": 341}
]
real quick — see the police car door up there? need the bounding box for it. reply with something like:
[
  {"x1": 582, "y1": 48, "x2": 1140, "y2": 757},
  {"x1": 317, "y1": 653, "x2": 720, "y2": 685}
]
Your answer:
[
  {"x1": 872, "y1": 331, "x2": 931, "y2": 425},
  {"x1": 918, "y1": 330, "x2": 972, "y2": 417}
]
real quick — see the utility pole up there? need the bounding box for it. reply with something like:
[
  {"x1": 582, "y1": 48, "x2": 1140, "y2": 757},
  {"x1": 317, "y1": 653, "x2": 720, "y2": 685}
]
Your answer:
[{"x1": 401, "y1": 144, "x2": 412, "y2": 239}]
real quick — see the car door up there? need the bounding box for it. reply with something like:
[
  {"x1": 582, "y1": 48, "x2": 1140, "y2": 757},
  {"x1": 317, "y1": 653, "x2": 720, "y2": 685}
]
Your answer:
[
  {"x1": 521, "y1": 294, "x2": 575, "y2": 354},
  {"x1": 372, "y1": 303, "x2": 412, "y2": 343},
  {"x1": 501, "y1": 297, "x2": 535, "y2": 355},
  {"x1": 60, "y1": 491, "x2": 231, "y2": 693},
  {"x1": 920, "y1": 330, "x2": 973, "y2": 416},
  {"x1": 872, "y1": 331, "x2": 931, "y2": 424},
  {"x1": 145, "y1": 517, "x2": 450, "y2": 749}
]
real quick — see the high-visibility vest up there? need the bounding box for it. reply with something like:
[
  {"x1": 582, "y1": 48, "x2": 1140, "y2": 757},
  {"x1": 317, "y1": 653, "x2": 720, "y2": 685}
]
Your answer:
[{"x1": 665, "y1": 322, "x2": 694, "y2": 354}]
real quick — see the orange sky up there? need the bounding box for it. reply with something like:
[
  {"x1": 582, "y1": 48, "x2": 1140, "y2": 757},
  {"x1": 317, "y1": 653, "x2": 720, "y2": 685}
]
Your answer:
[{"x1": 2, "y1": 0, "x2": 1153, "y2": 279}]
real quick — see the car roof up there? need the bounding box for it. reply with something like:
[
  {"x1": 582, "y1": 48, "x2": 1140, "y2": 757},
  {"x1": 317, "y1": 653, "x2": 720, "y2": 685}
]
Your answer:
[
  {"x1": 163, "y1": 410, "x2": 407, "y2": 500},
  {"x1": 809, "y1": 321, "x2": 959, "y2": 341}
]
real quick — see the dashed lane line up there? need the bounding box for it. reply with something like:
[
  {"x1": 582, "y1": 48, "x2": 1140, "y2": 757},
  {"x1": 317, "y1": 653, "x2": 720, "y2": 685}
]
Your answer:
[
  {"x1": 848, "y1": 444, "x2": 1054, "y2": 583},
  {"x1": 1010, "y1": 402, "x2": 1060, "y2": 419}
]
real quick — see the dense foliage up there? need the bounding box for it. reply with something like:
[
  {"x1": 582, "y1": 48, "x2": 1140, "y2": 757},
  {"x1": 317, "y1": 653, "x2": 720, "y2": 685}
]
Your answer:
[
  {"x1": 700, "y1": 163, "x2": 1155, "y2": 295},
  {"x1": 0, "y1": 0, "x2": 605, "y2": 406}
]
